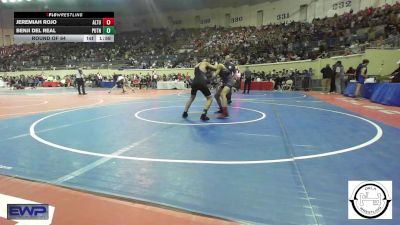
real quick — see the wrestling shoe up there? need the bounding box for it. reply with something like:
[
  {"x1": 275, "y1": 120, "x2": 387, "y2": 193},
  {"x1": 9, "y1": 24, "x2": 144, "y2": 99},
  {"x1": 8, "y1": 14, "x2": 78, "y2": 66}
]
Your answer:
[
  {"x1": 200, "y1": 114, "x2": 210, "y2": 121},
  {"x1": 217, "y1": 107, "x2": 229, "y2": 119}
]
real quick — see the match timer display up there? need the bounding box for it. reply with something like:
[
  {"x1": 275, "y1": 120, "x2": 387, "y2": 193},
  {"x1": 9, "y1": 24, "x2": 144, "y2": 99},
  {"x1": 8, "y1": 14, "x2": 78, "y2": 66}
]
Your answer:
[{"x1": 14, "y1": 12, "x2": 115, "y2": 43}]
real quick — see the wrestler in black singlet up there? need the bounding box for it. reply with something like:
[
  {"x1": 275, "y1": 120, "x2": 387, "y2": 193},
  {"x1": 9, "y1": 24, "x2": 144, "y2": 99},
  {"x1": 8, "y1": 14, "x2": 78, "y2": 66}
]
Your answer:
[
  {"x1": 219, "y1": 66, "x2": 234, "y2": 88},
  {"x1": 224, "y1": 62, "x2": 236, "y2": 104},
  {"x1": 191, "y1": 66, "x2": 212, "y2": 97},
  {"x1": 224, "y1": 62, "x2": 236, "y2": 75},
  {"x1": 182, "y1": 63, "x2": 215, "y2": 121}
]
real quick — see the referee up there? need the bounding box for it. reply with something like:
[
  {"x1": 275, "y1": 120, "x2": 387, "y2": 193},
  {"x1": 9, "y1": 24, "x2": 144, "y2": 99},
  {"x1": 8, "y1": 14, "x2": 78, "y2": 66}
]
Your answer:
[
  {"x1": 76, "y1": 68, "x2": 87, "y2": 95},
  {"x1": 243, "y1": 66, "x2": 252, "y2": 94}
]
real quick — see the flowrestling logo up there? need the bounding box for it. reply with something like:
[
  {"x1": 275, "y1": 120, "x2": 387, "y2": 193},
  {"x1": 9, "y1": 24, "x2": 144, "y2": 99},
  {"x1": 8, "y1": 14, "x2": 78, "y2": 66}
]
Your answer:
[{"x1": 348, "y1": 181, "x2": 392, "y2": 219}]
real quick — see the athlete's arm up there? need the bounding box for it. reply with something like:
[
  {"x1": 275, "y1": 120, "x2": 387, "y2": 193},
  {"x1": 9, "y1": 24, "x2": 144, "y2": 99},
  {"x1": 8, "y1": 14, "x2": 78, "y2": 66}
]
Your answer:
[
  {"x1": 214, "y1": 64, "x2": 225, "y2": 76},
  {"x1": 206, "y1": 62, "x2": 218, "y2": 71}
]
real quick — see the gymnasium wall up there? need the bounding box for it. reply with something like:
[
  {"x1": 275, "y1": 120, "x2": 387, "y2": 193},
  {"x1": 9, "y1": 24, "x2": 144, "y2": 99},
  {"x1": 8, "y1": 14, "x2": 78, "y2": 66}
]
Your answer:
[
  {"x1": 3, "y1": 49, "x2": 400, "y2": 79},
  {"x1": 0, "y1": 7, "x2": 14, "y2": 46},
  {"x1": 118, "y1": 0, "x2": 397, "y2": 31},
  {"x1": 0, "y1": 0, "x2": 397, "y2": 41},
  {"x1": 0, "y1": 28, "x2": 14, "y2": 46},
  {"x1": 236, "y1": 49, "x2": 400, "y2": 78}
]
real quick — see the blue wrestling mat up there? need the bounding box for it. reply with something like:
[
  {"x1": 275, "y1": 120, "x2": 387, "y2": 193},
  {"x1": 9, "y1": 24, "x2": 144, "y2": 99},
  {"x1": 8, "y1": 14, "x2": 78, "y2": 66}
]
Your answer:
[{"x1": 0, "y1": 91, "x2": 399, "y2": 225}]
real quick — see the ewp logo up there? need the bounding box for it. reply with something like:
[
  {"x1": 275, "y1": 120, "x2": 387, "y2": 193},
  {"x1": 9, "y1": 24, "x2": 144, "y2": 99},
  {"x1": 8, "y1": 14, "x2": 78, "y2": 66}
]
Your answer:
[
  {"x1": 0, "y1": 193, "x2": 55, "y2": 225},
  {"x1": 7, "y1": 204, "x2": 49, "y2": 220}
]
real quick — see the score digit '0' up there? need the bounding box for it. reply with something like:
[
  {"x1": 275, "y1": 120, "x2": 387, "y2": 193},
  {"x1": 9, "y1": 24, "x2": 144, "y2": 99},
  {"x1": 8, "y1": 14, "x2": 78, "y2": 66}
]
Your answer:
[{"x1": 102, "y1": 18, "x2": 114, "y2": 26}]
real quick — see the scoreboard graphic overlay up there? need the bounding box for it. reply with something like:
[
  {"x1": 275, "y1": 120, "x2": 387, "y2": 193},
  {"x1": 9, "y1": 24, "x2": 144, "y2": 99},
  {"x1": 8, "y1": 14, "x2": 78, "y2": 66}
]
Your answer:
[{"x1": 14, "y1": 12, "x2": 115, "y2": 43}]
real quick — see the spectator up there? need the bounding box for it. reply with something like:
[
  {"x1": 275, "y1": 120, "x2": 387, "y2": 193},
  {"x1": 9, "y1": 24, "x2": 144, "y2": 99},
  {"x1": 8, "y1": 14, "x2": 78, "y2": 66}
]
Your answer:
[
  {"x1": 321, "y1": 64, "x2": 333, "y2": 92},
  {"x1": 355, "y1": 59, "x2": 370, "y2": 98},
  {"x1": 2, "y1": 2, "x2": 400, "y2": 72},
  {"x1": 334, "y1": 61, "x2": 345, "y2": 94},
  {"x1": 96, "y1": 73, "x2": 103, "y2": 87},
  {"x1": 152, "y1": 70, "x2": 158, "y2": 89},
  {"x1": 303, "y1": 68, "x2": 312, "y2": 91}
]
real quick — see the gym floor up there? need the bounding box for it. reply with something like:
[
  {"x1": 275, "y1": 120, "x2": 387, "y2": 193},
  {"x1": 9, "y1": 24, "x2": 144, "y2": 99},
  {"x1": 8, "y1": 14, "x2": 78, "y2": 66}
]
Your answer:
[{"x1": 0, "y1": 88, "x2": 399, "y2": 225}]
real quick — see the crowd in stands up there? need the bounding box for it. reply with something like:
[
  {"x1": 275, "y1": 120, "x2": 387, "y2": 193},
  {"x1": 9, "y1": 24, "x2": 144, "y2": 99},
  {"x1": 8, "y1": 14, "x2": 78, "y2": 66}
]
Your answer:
[
  {"x1": 0, "y1": 71, "x2": 191, "y2": 90},
  {"x1": 0, "y1": 68, "x2": 314, "y2": 91},
  {"x1": 1, "y1": 59, "x2": 398, "y2": 92},
  {"x1": 1, "y1": 3, "x2": 400, "y2": 72}
]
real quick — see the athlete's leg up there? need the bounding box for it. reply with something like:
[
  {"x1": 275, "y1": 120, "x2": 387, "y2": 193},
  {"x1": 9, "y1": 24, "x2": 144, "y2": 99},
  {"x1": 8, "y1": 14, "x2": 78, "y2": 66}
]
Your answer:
[
  {"x1": 183, "y1": 87, "x2": 198, "y2": 118},
  {"x1": 214, "y1": 86, "x2": 223, "y2": 112},
  {"x1": 220, "y1": 86, "x2": 230, "y2": 108},
  {"x1": 108, "y1": 83, "x2": 118, "y2": 94},
  {"x1": 217, "y1": 86, "x2": 231, "y2": 118},
  {"x1": 183, "y1": 95, "x2": 196, "y2": 117},
  {"x1": 122, "y1": 81, "x2": 127, "y2": 93},
  {"x1": 227, "y1": 87, "x2": 232, "y2": 104},
  {"x1": 204, "y1": 95, "x2": 213, "y2": 111},
  {"x1": 125, "y1": 79, "x2": 135, "y2": 92},
  {"x1": 199, "y1": 86, "x2": 213, "y2": 121}
]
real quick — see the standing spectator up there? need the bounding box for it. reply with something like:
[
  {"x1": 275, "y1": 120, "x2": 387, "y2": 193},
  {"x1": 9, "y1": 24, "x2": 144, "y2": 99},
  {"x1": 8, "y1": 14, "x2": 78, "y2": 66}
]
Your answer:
[
  {"x1": 329, "y1": 63, "x2": 337, "y2": 94},
  {"x1": 90, "y1": 74, "x2": 96, "y2": 88},
  {"x1": 139, "y1": 77, "x2": 147, "y2": 89},
  {"x1": 354, "y1": 59, "x2": 370, "y2": 99},
  {"x1": 27, "y1": 76, "x2": 34, "y2": 89},
  {"x1": 97, "y1": 73, "x2": 103, "y2": 87},
  {"x1": 76, "y1": 68, "x2": 87, "y2": 95},
  {"x1": 274, "y1": 73, "x2": 283, "y2": 90},
  {"x1": 9, "y1": 77, "x2": 16, "y2": 90},
  {"x1": 34, "y1": 76, "x2": 40, "y2": 88},
  {"x1": 303, "y1": 68, "x2": 313, "y2": 91},
  {"x1": 334, "y1": 61, "x2": 345, "y2": 94},
  {"x1": 37, "y1": 74, "x2": 43, "y2": 87},
  {"x1": 320, "y1": 64, "x2": 333, "y2": 93},
  {"x1": 152, "y1": 70, "x2": 158, "y2": 89},
  {"x1": 243, "y1": 66, "x2": 252, "y2": 94}
]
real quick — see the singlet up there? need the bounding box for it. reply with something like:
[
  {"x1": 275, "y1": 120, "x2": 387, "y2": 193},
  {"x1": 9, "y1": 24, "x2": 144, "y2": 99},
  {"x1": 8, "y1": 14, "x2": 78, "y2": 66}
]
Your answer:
[
  {"x1": 220, "y1": 67, "x2": 234, "y2": 86},
  {"x1": 224, "y1": 62, "x2": 236, "y2": 74},
  {"x1": 192, "y1": 67, "x2": 208, "y2": 85}
]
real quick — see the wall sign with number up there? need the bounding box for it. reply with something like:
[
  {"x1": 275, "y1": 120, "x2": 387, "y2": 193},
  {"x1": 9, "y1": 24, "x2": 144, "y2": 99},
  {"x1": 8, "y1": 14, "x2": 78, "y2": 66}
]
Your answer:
[
  {"x1": 200, "y1": 18, "x2": 211, "y2": 25},
  {"x1": 277, "y1": 13, "x2": 290, "y2": 20},
  {"x1": 333, "y1": 0, "x2": 352, "y2": 10},
  {"x1": 231, "y1": 16, "x2": 243, "y2": 23},
  {"x1": 172, "y1": 20, "x2": 182, "y2": 25},
  {"x1": 168, "y1": 17, "x2": 182, "y2": 25}
]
